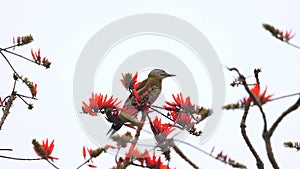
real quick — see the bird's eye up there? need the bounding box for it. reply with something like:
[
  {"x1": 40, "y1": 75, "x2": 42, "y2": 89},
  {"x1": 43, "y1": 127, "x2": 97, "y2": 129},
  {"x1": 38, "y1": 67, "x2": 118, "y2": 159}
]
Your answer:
[{"x1": 100, "y1": 107, "x2": 107, "y2": 113}]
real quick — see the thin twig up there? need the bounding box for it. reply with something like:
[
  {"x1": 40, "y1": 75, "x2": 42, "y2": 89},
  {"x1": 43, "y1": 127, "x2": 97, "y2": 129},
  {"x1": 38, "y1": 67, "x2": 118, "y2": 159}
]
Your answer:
[
  {"x1": 0, "y1": 155, "x2": 41, "y2": 161},
  {"x1": 0, "y1": 51, "x2": 22, "y2": 80},
  {"x1": 45, "y1": 159, "x2": 60, "y2": 169},
  {"x1": 173, "y1": 139, "x2": 213, "y2": 158},
  {"x1": 269, "y1": 97, "x2": 300, "y2": 137},
  {"x1": 115, "y1": 147, "x2": 120, "y2": 163},
  {"x1": 151, "y1": 105, "x2": 165, "y2": 110},
  {"x1": 12, "y1": 78, "x2": 17, "y2": 92},
  {"x1": 16, "y1": 93, "x2": 38, "y2": 100},
  {"x1": 76, "y1": 157, "x2": 93, "y2": 169},
  {"x1": 1, "y1": 48, "x2": 36, "y2": 64},
  {"x1": 0, "y1": 149, "x2": 13, "y2": 151},
  {"x1": 174, "y1": 139, "x2": 246, "y2": 168},
  {"x1": 287, "y1": 41, "x2": 300, "y2": 49},
  {"x1": 171, "y1": 141, "x2": 199, "y2": 169},
  {"x1": 268, "y1": 92, "x2": 300, "y2": 102},
  {"x1": 3, "y1": 44, "x2": 20, "y2": 50},
  {"x1": 150, "y1": 107, "x2": 173, "y2": 121},
  {"x1": 254, "y1": 68, "x2": 261, "y2": 86},
  {"x1": 16, "y1": 94, "x2": 30, "y2": 105}
]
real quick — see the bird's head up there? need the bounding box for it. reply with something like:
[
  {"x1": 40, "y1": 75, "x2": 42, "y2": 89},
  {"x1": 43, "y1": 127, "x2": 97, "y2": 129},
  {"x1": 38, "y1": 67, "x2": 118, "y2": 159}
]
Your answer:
[{"x1": 148, "y1": 69, "x2": 175, "y2": 80}]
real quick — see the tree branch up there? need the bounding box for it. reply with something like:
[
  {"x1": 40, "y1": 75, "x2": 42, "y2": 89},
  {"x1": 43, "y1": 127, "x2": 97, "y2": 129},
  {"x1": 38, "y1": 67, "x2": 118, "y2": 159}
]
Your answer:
[
  {"x1": 269, "y1": 97, "x2": 300, "y2": 137},
  {"x1": 172, "y1": 142, "x2": 199, "y2": 169},
  {"x1": 240, "y1": 104, "x2": 264, "y2": 169},
  {"x1": 0, "y1": 91, "x2": 16, "y2": 130},
  {"x1": 228, "y1": 67, "x2": 268, "y2": 132},
  {"x1": 262, "y1": 132, "x2": 279, "y2": 169},
  {"x1": 0, "y1": 154, "x2": 41, "y2": 161}
]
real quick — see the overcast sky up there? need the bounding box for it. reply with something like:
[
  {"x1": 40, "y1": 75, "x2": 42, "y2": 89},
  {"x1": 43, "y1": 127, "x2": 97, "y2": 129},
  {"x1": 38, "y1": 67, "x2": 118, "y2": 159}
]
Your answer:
[{"x1": 1, "y1": 0, "x2": 300, "y2": 169}]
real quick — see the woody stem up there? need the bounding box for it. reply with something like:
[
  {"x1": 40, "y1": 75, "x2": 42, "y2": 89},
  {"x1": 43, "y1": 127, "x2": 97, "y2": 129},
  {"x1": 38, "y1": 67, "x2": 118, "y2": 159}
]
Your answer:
[{"x1": 171, "y1": 140, "x2": 199, "y2": 169}]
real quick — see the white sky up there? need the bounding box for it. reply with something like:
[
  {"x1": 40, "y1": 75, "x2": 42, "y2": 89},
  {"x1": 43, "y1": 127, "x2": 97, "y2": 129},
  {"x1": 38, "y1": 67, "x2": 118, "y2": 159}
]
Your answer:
[{"x1": 0, "y1": 0, "x2": 300, "y2": 169}]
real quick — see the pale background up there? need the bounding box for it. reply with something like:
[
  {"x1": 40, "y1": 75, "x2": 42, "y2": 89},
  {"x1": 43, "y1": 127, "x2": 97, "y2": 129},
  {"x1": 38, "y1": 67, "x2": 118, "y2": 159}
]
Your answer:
[{"x1": 0, "y1": 0, "x2": 299, "y2": 168}]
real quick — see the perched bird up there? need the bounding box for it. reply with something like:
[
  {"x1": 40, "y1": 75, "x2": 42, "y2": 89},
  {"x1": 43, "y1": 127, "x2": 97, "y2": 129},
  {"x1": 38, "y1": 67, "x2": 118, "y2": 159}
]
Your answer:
[{"x1": 107, "y1": 69, "x2": 175, "y2": 136}]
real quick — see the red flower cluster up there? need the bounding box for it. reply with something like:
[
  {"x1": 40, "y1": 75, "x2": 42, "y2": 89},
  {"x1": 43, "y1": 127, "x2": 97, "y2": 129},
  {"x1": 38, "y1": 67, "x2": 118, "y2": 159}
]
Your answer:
[
  {"x1": 212, "y1": 148, "x2": 247, "y2": 168},
  {"x1": 125, "y1": 146, "x2": 143, "y2": 162},
  {"x1": 13, "y1": 34, "x2": 33, "y2": 46},
  {"x1": 29, "y1": 82, "x2": 37, "y2": 98},
  {"x1": 121, "y1": 72, "x2": 140, "y2": 91},
  {"x1": 170, "y1": 111, "x2": 193, "y2": 129},
  {"x1": 263, "y1": 23, "x2": 296, "y2": 42},
  {"x1": 116, "y1": 148, "x2": 173, "y2": 169},
  {"x1": 33, "y1": 138, "x2": 58, "y2": 161},
  {"x1": 164, "y1": 93, "x2": 195, "y2": 128},
  {"x1": 82, "y1": 145, "x2": 115, "y2": 168},
  {"x1": 165, "y1": 93, "x2": 195, "y2": 113},
  {"x1": 31, "y1": 49, "x2": 51, "y2": 68},
  {"x1": 120, "y1": 72, "x2": 150, "y2": 111},
  {"x1": 143, "y1": 149, "x2": 171, "y2": 169},
  {"x1": 82, "y1": 146, "x2": 97, "y2": 168},
  {"x1": 245, "y1": 83, "x2": 273, "y2": 105},
  {"x1": 82, "y1": 93, "x2": 121, "y2": 116},
  {"x1": 150, "y1": 117, "x2": 175, "y2": 151},
  {"x1": 151, "y1": 117, "x2": 175, "y2": 137}
]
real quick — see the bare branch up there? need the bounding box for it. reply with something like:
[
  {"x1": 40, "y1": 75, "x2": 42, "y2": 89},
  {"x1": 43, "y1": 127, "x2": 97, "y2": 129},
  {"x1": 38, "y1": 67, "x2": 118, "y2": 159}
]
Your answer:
[
  {"x1": 240, "y1": 104, "x2": 264, "y2": 169},
  {"x1": 269, "y1": 97, "x2": 300, "y2": 137}
]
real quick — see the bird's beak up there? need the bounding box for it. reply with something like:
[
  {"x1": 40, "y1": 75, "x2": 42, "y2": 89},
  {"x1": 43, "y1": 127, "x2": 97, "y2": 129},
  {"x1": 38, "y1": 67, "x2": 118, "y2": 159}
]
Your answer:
[{"x1": 167, "y1": 73, "x2": 176, "y2": 77}]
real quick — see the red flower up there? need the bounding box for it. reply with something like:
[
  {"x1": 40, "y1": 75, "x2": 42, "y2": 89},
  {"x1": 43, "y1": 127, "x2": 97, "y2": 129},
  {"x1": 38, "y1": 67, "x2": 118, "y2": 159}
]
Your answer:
[
  {"x1": 30, "y1": 82, "x2": 37, "y2": 97},
  {"x1": 82, "y1": 145, "x2": 114, "y2": 168},
  {"x1": 151, "y1": 117, "x2": 175, "y2": 137},
  {"x1": 82, "y1": 146, "x2": 88, "y2": 159},
  {"x1": 284, "y1": 29, "x2": 296, "y2": 41},
  {"x1": 82, "y1": 93, "x2": 121, "y2": 116},
  {"x1": 246, "y1": 83, "x2": 273, "y2": 105},
  {"x1": 31, "y1": 49, "x2": 41, "y2": 63},
  {"x1": 33, "y1": 138, "x2": 58, "y2": 161},
  {"x1": 125, "y1": 146, "x2": 142, "y2": 162},
  {"x1": 31, "y1": 49, "x2": 51, "y2": 68},
  {"x1": 170, "y1": 111, "x2": 193, "y2": 128},
  {"x1": 150, "y1": 117, "x2": 175, "y2": 151},
  {"x1": 164, "y1": 93, "x2": 196, "y2": 114},
  {"x1": 120, "y1": 72, "x2": 140, "y2": 90},
  {"x1": 263, "y1": 23, "x2": 296, "y2": 42},
  {"x1": 130, "y1": 72, "x2": 139, "y2": 89},
  {"x1": 88, "y1": 164, "x2": 97, "y2": 168},
  {"x1": 143, "y1": 149, "x2": 171, "y2": 169},
  {"x1": 82, "y1": 146, "x2": 97, "y2": 168}
]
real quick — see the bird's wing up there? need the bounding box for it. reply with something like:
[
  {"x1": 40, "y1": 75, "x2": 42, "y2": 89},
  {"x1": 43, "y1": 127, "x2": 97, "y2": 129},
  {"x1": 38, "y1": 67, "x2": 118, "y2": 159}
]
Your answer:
[
  {"x1": 136, "y1": 78, "x2": 148, "y2": 91},
  {"x1": 105, "y1": 111, "x2": 120, "y2": 123},
  {"x1": 137, "y1": 78, "x2": 161, "y2": 104},
  {"x1": 146, "y1": 86, "x2": 161, "y2": 104}
]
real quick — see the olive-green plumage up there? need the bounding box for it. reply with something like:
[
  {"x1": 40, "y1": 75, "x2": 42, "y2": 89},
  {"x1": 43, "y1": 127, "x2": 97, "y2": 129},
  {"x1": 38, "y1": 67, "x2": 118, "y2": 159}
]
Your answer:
[{"x1": 107, "y1": 69, "x2": 175, "y2": 135}]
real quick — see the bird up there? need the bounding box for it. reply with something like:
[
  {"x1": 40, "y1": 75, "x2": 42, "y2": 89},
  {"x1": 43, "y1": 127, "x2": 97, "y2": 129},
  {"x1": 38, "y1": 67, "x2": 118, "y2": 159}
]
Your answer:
[{"x1": 106, "y1": 69, "x2": 175, "y2": 136}]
